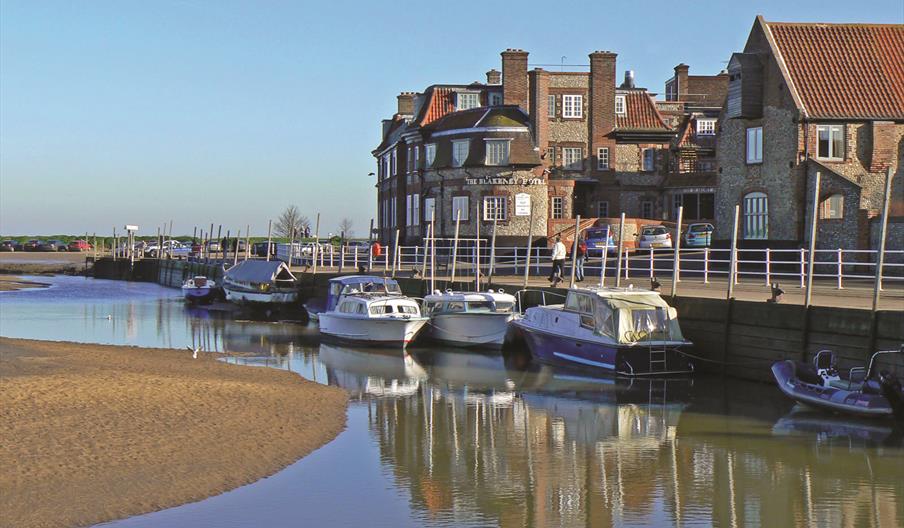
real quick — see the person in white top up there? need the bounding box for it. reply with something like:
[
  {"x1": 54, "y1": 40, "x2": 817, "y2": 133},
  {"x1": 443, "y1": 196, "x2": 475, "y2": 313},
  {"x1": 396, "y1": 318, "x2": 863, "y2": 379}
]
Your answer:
[{"x1": 548, "y1": 236, "x2": 567, "y2": 287}]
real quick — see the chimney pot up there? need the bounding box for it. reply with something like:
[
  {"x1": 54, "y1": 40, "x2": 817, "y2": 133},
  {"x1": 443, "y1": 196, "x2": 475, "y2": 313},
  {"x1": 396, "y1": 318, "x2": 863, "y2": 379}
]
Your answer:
[
  {"x1": 486, "y1": 69, "x2": 501, "y2": 85},
  {"x1": 397, "y1": 92, "x2": 416, "y2": 116}
]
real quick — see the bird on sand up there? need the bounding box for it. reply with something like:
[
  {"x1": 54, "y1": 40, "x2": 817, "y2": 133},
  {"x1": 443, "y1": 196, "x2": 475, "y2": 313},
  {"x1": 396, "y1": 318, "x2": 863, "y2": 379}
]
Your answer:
[{"x1": 186, "y1": 345, "x2": 202, "y2": 359}]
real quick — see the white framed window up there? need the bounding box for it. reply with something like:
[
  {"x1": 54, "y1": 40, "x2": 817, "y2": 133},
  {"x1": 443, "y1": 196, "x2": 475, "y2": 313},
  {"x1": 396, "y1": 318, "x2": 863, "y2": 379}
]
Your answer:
[
  {"x1": 673, "y1": 194, "x2": 683, "y2": 217},
  {"x1": 546, "y1": 146, "x2": 556, "y2": 166},
  {"x1": 642, "y1": 148, "x2": 655, "y2": 172},
  {"x1": 697, "y1": 118, "x2": 716, "y2": 136},
  {"x1": 391, "y1": 150, "x2": 397, "y2": 175},
  {"x1": 489, "y1": 92, "x2": 502, "y2": 106},
  {"x1": 407, "y1": 146, "x2": 414, "y2": 173},
  {"x1": 547, "y1": 95, "x2": 556, "y2": 117},
  {"x1": 817, "y1": 125, "x2": 844, "y2": 161},
  {"x1": 424, "y1": 197, "x2": 436, "y2": 222},
  {"x1": 641, "y1": 200, "x2": 653, "y2": 219},
  {"x1": 563, "y1": 147, "x2": 582, "y2": 170},
  {"x1": 456, "y1": 92, "x2": 480, "y2": 111},
  {"x1": 485, "y1": 139, "x2": 510, "y2": 166},
  {"x1": 406, "y1": 194, "x2": 420, "y2": 226},
  {"x1": 483, "y1": 196, "x2": 507, "y2": 221},
  {"x1": 382, "y1": 155, "x2": 390, "y2": 179},
  {"x1": 452, "y1": 196, "x2": 469, "y2": 221},
  {"x1": 597, "y1": 201, "x2": 609, "y2": 218},
  {"x1": 743, "y1": 192, "x2": 768, "y2": 239},
  {"x1": 597, "y1": 147, "x2": 609, "y2": 170},
  {"x1": 391, "y1": 199, "x2": 397, "y2": 227},
  {"x1": 615, "y1": 95, "x2": 626, "y2": 116},
  {"x1": 551, "y1": 196, "x2": 564, "y2": 219},
  {"x1": 746, "y1": 126, "x2": 763, "y2": 164},
  {"x1": 413, "y1": 146, "x2": 419, "y2": 170},
  {"x1": 819, "y1": 194, "x2": 844, "y2": 219},
  {"x1": 452, "y1": 140, "x2": 469, "y2": 167},
  {"x1": 563, "y1": 95, "x2": 583, "y2": 118},
  {"x1": 425, "y1": 143, "x2": 436, "y2": 167}
]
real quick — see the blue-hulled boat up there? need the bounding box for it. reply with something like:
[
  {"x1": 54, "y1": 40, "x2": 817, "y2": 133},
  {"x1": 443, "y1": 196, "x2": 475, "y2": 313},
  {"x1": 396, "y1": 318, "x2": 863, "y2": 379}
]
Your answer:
[
  {"x1": 509, "y1": 286, "x2": 694, "y2": 376},
  {"x1": 771, "y1": 348, "x2": 904, "y2": 421}
]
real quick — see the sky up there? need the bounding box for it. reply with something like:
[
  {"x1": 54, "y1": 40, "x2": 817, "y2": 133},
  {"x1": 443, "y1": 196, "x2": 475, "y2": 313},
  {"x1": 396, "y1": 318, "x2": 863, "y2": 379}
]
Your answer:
[{"x1": 1, "y1": 0, "x2": 902, "y2": 237}]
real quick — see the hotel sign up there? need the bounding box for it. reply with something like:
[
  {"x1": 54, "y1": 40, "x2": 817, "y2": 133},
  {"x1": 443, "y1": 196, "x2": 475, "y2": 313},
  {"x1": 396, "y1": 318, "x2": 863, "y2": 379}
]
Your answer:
[
  {"x1": 515, "y1": 193, "x2": 531, "y2": 216},
  {"x1": 465, "y1": 177, "x2": 543, "y2": 186}
]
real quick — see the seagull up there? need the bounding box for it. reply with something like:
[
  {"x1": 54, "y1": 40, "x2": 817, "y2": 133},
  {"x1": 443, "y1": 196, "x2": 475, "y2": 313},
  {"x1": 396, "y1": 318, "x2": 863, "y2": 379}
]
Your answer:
[{"x1": 186, "y1": 345, "x2": 201, "y2": 359}]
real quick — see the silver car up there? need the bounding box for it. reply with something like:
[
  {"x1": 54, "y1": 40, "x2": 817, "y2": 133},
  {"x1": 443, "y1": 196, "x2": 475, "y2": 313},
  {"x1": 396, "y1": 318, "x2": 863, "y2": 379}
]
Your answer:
[{"x1": 637, "y1": 225, "x2": 673, "y2": 249}]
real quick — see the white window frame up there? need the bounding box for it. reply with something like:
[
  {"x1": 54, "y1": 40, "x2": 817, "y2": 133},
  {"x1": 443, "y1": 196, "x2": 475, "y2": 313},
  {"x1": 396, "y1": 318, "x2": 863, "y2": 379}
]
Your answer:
[
  {"x1": 697, "y1": 118, "x2": 716, "y2": 136},
  {"x1": 391, "y1": 150, "x2": 397, "y2": 175},
  {"x1": 597, "y1": 201, "x2": 609, "y2": 218},
  {"x1": 547, "y1": 94, "x2": 556, "y2": 117},
  {"x1": 407, "y1": 146, "x2": 414, "y2": 173},
  {"x1": 746, "y1": 126, "x2": 763, "y2": 164},
  {"x1": 452, "y1": 140, "x2": 469, "y2": 167},
  {"x1": 424, "y1": 197, "x2": 436, "y2": 222},
  {"x1": 816, "y1": 124, "x2": 844, "y2": 161},
  {"x1": 597, "y1": 147, "x2": 609, "y2": 170},
  {"x1": 562, "y1": 95, "x2": 583, "y2": 118},
  {"x1": 488, "y1": 92, "x2": 502, "y2": 106},
  {"x1": 425, "y1": 143, "x2": 436, "y2": 167},
  {"x1": 743, "y1": 192, "x2": 768, "y2": 240},
  {"x1": 615, "y1": 95, "x2": 626, "y2": 116},
  {"x1": 452, "y1": 196, "x2": 469, "y2": 221},
  {"x1": 456, "y1": 92, "x2": 480, "y2": 111},
  {"x1": 562, "y1": 147, "x2": 583, "y2": 170},
  {"x1": 642, "y1": 148, "x2": 655, "y2": 172},
  {"x1": 483, "y1": 196, "x2": 507, "y2": 221},
  {"x1": 484, "y1": 139, "x2": 510, "y2": 166},
  {"x1": 819, "y1": 194, "x2": 844, "y2": 219},
  {"x1": 641, "y1": 200, "x2": 654, "y2": 219},
  {"x1": 412, "y1": 146, "x2": 419, "y2": 170},
  {"x1": 406, "y1": 194, "x2": 420, "y2": 227},
  {"x1": 551, "y1": 196, "x2": 564, "y2": 219}
]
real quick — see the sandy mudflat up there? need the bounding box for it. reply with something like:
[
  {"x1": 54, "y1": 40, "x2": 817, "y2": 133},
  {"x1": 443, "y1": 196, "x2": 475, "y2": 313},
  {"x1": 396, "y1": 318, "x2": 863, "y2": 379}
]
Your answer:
[
  {"x1": 0, "y1": 338, "x2": 348, "y2": 528},
  {"x1": 0, "y1": 276, "x2": 51, "y2": 291}
]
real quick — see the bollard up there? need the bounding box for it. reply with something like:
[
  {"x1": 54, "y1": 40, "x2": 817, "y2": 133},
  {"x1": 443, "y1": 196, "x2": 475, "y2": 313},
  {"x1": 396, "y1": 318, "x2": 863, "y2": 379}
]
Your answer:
[
  {"x1": 837, "y1": 249, "x2": 843, "y2": 290},
  {"x1": 765, "y1": 248, "x2": 771, "y2": 286},
  {"x1": 799, "y1": 248, "x2": 806, "y2": 289},
  {"x1": 649, "y1": 248, "x2": 654, "y2": 279},
  {"x1": 703, "y1": 247, "x2": 710, "y2": 284}
]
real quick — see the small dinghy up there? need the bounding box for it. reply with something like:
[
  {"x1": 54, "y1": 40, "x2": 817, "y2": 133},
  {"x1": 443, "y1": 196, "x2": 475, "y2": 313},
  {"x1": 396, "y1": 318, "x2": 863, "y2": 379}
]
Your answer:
[
  {"x1": 181, "y1": 276, "x2": 218, "y2": 304},
  {"x1": 771, "y1": 348, "x2": 904, "y2": 421}
]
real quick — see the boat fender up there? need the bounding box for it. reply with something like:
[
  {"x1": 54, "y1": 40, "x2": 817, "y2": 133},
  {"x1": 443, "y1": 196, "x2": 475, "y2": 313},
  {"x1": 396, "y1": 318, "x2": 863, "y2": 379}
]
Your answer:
[
  {"x1": 498, "y1": 288, "x2": 504, "y2": 293},
  {"x1": 879, "y1": 372, "x2": 904, "y2": 423}
]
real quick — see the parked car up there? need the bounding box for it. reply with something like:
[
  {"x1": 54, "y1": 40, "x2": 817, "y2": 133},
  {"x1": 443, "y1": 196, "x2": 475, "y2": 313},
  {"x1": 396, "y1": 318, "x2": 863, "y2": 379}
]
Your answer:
[
  {"x1": 207, "y1": 240, "x2": 222, "y2": 252},
  {"x1": 344, "y1": 241, "x2": 371, "y2": 254},
  {"x1": 0, "y1": 240, "x2": 20, "y2": 252},
  {"x1": 68, "y1": 239, "x2": 92, "y2": 252},
  {"x1": 39, "y1": 239, "x2": 68, "y2": 252},
  {"x1": 683, "y1": 223, "x2": 714, "y2": 248},
  {"x1": 584, "y1": 226, "x2": 617, "y2": 255},
  {"x1": 252, "y1": 242, "x2": 277, "y2": 257},
  {"x1": 23, "y1": 239, "x2": 42, "y2": 251},
  {"x1": 637, "y1": 226, "x2": 673, "y2": 249},
  {"x1": 145, "y1": 240, "x2": 190, "y2": 258}
]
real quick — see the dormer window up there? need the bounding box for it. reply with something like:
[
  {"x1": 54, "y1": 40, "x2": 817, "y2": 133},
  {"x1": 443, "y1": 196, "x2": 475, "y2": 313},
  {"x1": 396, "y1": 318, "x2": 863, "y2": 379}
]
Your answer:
[
  {"x1": 816, "y1": 125, "x2": 844, "y2": 161},
  {"x1": 615, "y1": 95, "x2": 626, "y2": 116},
  {"x1": 457, "y1": 92, "x2": 480, "y2": 111},
  {"x1": 488, "y1": 92, "x2": 502, "y2": 106},
  {"x1": 452, "y1": 140, "x2": 470, "y2": 167},
  {"x1": 697, "y1": 118, "x2": 716, "y2": 136}
]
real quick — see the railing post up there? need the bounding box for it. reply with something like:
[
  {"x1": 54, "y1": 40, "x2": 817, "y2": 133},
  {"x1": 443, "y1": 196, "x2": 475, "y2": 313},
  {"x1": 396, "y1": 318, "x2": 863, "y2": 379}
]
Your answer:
[
  {"x1": 330, "y1": 244, "x2": 334, "y2": 268},
  {"x1": 671, "y1": 206, "x2": 683, "y2": 297},
  {"x1": 649, "y1": 247, "x2": 655, "y2": 279},
  {"x1": 837, "y1": 249, "x2": 843, "y2": 290},
  {"x1": 703, "y1": 247, "x2": 709, "y2": 284},
  {"x1": 765, "y1": 248, "x2": 771, "y2": 286},
  {"x1": 624, "y1": 249, "x2": 630, "y2": 281},
  {"x1": 799, "y1": 248, "x2": 806, "y2": 289}
]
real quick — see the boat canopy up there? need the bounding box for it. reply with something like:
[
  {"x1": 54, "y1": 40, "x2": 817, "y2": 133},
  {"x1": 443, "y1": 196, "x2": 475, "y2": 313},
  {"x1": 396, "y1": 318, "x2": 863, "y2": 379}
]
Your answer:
[
  {"x1": 327, "y1": 276, "x2": 401, "y2": 311},
  {"x1": 225, "y1": 260, "x2": 296, "y2": 284},
  {"x1": 565, "y1": 289, "x2": 684, "y2": 344}
]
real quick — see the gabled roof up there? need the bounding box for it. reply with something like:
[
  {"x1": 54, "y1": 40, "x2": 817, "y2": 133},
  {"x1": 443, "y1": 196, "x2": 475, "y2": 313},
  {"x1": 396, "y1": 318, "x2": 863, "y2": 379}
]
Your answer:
[
  {"x1": 414, "y1": 83, "x2": 496, "y2": 126},
  {"x1": 763, "y1": 18, "x2": 904, "y2": 120},
  {"x1": 373, "y1": 115, "x2": 411, "y2": 154},
  {"x1": 224, "y1": 260, "x2": 295, "y2": 284},
  {"x1": 422, "y1": 105, "x2": 530, "y2": 134},
  {"x1": 616, "y1": 91, "x2": 671, "y2": 131},
  {"x1": 674, "y1": 115, "x2": 716, "y2": 149}
]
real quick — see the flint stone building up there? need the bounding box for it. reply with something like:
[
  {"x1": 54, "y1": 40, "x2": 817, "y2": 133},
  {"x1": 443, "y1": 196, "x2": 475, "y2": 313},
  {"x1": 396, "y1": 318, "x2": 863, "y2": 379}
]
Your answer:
[
  {"x1": 373, "y1": 49, "x2": 726, "y2": 245},
  {"x1": 716, "y1": 17, "x2": 904, "y2": 254}
]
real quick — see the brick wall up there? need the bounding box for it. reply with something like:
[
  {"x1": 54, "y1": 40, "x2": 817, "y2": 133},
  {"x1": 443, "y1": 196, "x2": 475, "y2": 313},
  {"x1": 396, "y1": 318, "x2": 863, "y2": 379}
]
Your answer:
[{"x1": 502, "y1": 49, "x2": 529, "y2": 111}]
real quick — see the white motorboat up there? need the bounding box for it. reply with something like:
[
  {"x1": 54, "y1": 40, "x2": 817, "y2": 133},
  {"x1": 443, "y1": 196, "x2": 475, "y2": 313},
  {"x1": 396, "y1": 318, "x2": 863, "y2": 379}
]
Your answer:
[
  {"x1": 423, "y1": 289, "x2": 517, "y2": 348},
  {"x1": 181, "y1": 275, "x2": 217, "y2": 304},
  {"x1": 222, "y1": 260, "x2": 298, "y2": 305},
  {"x1": 318, "y1": 293, "x2": 428, "y2": 348}
]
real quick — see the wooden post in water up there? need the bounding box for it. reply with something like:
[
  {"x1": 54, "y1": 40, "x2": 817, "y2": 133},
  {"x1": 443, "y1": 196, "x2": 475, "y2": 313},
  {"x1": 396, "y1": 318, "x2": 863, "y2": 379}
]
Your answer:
[
  {"x1": 450, "y1": 210, "x2": 461, "y2": 285},
  {"x1": 215, "y1": 225, "x2": 222, "y2": 263},
  {"x1": 615, "y1": 213, "x2": 626, "y2": 287},
  {"x1": 475, "y1": 202, "x2": 481, "y2": 292},
  {"x1": 168, "y1": 220, "x2": 173, "y2": 259},
  {"x1": 391, "y1": 228, "x2": 400, "y2": 278},
  {"x1": 868, "y1": 167, "x2": 894, "y2": 353},
  {"x1": 488, "y1": 216, "x2": 498, "y2": 285},
  {"x1": 266, "y1": 220, "x2": 273, "y2": 262},
  {"x1": 523, "y1": 205, "x2": 534, "y2": 289},
  {"x1": 339, "y1": 231, "x2": 345, "y2": 274},
  {"x1": 368, "y1": 218, "x2": 374, "y2": 272},
  {"x1": 430, "y1": 209, "x2": 436, "y2": 293},
  {"x1": 112, "y1": 228, "x2": 117, "y2": 261},
  {"x1": 245, "y1": 224, "x2": 251, "y2": 260},
  {"x1": 722, "y1": 205, "x2": 741, "y2": 375},
  {"x1": 233, "y1": 229, "x2": 241, "y2": 266},
  {"x1": 804, "y1": 171, "x2": 821, "y2": 308},
  {"x1": 569, "y1": 215, "x2": 581, "y2": 289},
  {"x1": 312, "y1": 214, "x2": 321, "y2": 273},
  {"x1": 670, "y1": 206, "x2": 684, "y2": 299}
]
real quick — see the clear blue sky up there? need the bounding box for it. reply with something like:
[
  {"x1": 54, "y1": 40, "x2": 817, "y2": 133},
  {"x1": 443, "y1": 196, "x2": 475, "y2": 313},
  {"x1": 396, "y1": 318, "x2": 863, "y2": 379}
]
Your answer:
[{"x1": 1, "y1": 0, "x2": 901, "y2": 237}]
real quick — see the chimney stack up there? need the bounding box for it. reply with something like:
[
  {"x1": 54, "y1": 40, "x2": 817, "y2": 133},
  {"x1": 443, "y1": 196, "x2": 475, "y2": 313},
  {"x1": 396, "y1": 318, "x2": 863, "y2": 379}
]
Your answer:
[
  {"x1": 501, "y1": 49, "x2": 529, "y2": 111},
  {"x1": 486, "y1": 69, "x2": 501, "y2": 85},
  {"x1": 397, "y1": 92, "x2": 416, "y2": 116},
  {"x1": 674, "y1": 64, "x2": 689, "y2": 100},
  {"x1": 528, "y1": 68, "x2": 550, "y2": 156},
  {"x1": 621, "y1": 70, "x2": 636, "y2": 89},
  {"x1": 589, "y1": 51, "x2": 617, "y2": 172}
]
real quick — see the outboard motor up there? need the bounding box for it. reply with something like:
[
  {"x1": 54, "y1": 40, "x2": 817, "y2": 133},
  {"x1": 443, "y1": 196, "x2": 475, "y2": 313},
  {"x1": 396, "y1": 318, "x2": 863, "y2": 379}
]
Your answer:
[{"x1": 879, "y1": 372, "x2": 904, "y2": 423}]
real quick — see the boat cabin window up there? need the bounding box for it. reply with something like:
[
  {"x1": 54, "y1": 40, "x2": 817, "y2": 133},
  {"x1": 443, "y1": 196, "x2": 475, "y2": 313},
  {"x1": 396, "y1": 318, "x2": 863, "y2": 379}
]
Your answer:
[
  {"x1": 356, "y1": 304, "x2": 367, "y2": 314},
  {"x1": 397, "y1": 305, "x2": 419, "y2": 315},
  {"x1": 495, "y1": 302, "x2": 514, "y2": 313},
  {"x1": 424, "y1": 301, "x2": 438, "y2": 314},
  {"x1": 330, "y1": 283, "x2": 342, "y2": 297},
  {"x1": 626, "y1": 308, "x2": 669, "y2": 341},
  {"x1": 565, "y1": 292, "x2": 595, "y2": 329},
  {"x1": 445, "y1": 302, "x2": 465, "y2": 312},
  {"x1": 467, "y1": 301, "x2": 494, "y2": 312},
  {"x1": 370, "y1": 304, "x2": 394, "y2": 314},
  {"x1": 338, "y1": 301, "x2": 359, "y2": 313}
]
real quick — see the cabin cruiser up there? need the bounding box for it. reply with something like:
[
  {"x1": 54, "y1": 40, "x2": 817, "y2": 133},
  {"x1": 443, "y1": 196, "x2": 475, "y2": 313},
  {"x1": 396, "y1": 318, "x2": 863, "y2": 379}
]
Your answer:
[
  {"x1": 318, "y1": 292, "x2": 428, "y2": 348},
  {"x1": 305, "y1": 275, "x2": 402, "y2": 320},
  {"x1": 422, "y1": 289, "x2": 517, "y2": 348},
  {"x1": 222, "y1": 260, "x2": 298, "y2": 304},
  {"x1": 181, "y1": 275, "x2": 217, "y2": 304},
  {"x1": 510, "y1": 286, "x2": 693, "y2": 376}
]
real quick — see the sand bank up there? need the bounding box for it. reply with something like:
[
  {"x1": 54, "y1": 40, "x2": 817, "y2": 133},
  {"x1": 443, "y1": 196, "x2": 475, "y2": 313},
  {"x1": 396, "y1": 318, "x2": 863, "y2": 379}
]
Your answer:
[
  {"x1": 0, "y1": 338, "x2": 347, "y2": 528},
  {"x1": 0, "y1": 277, "x2": 51, "y2": 291}
]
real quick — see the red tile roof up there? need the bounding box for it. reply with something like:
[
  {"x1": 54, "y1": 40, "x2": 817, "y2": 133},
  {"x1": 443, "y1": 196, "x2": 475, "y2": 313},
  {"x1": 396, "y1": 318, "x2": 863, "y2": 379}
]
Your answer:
[
  {"x1": 416, "y1": 86, "x2": 457, "y2": 126},
  {"x1": 616, "y1": 91, "x2": 670, "y2": 131},
  {"x1": 766, "y1": 21, "x2": 904, "y2": 120}
]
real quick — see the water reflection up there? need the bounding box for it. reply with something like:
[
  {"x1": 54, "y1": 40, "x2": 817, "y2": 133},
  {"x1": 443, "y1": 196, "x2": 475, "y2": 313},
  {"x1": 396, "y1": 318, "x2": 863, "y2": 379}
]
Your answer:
[{"x1": 2, "y1": 276, "x2": 902, "y2": 528}]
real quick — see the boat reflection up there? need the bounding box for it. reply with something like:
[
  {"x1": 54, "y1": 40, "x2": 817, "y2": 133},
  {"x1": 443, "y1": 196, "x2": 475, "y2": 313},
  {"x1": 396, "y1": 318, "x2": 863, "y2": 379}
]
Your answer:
[
  {"x1": 319, "y1": 344, "x2": 428, "y2": 400},
  {"x1": 773, "y1": 406, "x2": 903, "y2": 449}
]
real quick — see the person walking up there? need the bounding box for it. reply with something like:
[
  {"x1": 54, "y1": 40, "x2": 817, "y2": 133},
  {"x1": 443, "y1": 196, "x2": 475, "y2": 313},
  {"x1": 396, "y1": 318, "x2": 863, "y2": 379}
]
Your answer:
[
  {"x1": 549, "y1": 235, "x2": 567, "y2": 287},
  {"x1": 575, "y1": 236, "x2": 587, "y2": 282}
]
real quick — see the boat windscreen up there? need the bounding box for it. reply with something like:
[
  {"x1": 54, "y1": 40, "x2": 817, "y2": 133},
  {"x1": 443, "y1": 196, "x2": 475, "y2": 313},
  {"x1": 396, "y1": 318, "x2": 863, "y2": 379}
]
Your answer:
[{"x1": 467, "y1": 301, "x2": 495, "y2": 312}]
